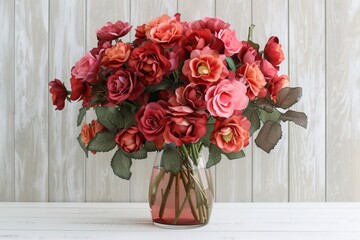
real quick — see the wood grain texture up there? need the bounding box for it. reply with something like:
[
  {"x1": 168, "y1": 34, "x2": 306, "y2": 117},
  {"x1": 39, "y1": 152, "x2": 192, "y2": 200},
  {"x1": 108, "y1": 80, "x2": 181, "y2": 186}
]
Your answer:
[
  {"x1": 14, "y1": 0, "x2": 49, "y2": 202},
  {"x1": 214, "y1": 0, "x2": 253, "y2": 202},
  {"x1": 326, "y1": 0, "x2": 360, "y2": 201},
  {"x1": 129, "y1": 0, "x2": 178, "y2": 202},
  {"x1": 288, "y1": 0, "x2": 326, "y2": 202},
  {"x1": 252, "y1": 0, "x2": 289, "y2": 202},
  {"x1": 0, "y1": 0, "x2": 15, "y2": 202},
  {"x1": 85, "y1": 0, "x2": 131, "y2": 202},
  {"x1": 48, "y1": 0, "x2": 86, "y2": 202}
]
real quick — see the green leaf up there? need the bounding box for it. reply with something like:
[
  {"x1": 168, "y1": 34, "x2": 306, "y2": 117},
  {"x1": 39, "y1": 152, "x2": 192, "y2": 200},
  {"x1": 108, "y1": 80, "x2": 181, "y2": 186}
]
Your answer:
[
  {"x1": 200, "y1": 122, "x2": 215, "y2": 146},
  {"x1": 145, "y1": 78, "x2": 172, "y2": 93},
  {"x1": 248, "y1": 40, "x2": 260, "y2": 51},
  {"x1": 280, "y1": 110, "x2": 308, "y2": 129},
  {"x1": 111, "y1": 149, "x2": 132, "y2": 180},
  {"x1": 77, "y1": 107, "x2": 87, "y2": 127},
  {"x1": 95, "y1": 106, "x2": 123, "y2": 131},
  {"x1": 161, "y1": 148, "x2": 183, "y2": 173},
  {"x1": 257, "y1": 108, "x2": 282, "y2": 124},
  {"x1": 225, "y1": 57, "x2": 236, "y2": 71},
  {"x1": 255, "y1": 120, "x2": 282, "y2": 153},
  {"x1": 144, "y1": 141, "x2": 162, "y2": 152},
  {"x1": 77, "y1": 134, "x2": 88, "y2": 158},
  {"x1": 223, "y1": 150, "x2": 245, "y2": 160},
  {"x1": 242, "y1": 106, "x2": 261, "y2": 135},
  {"x1": 255, "y1": 98, "x2": 274, "y2": 113},
  {"x1": 206, "y1": 144, "x2": 221, "y2": 168},
  {"x1": 123, "y1": 147, "x2": 148, "y2": 159},
  {"x1": 87, "y1": 131, "x2": 117, "y2": 152},
  {"x1": 119, "y1": 105, "x2": 137, "y2": 128},
  {"x1": 276, "y1": 87, "x2": 303, "y2": 109}
]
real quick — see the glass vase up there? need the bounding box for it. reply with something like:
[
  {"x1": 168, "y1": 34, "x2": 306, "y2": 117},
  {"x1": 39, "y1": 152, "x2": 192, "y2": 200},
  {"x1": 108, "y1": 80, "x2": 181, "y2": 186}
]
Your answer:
[{"x1": 148, "y1": 144, "x2": 214, "y2": 228}]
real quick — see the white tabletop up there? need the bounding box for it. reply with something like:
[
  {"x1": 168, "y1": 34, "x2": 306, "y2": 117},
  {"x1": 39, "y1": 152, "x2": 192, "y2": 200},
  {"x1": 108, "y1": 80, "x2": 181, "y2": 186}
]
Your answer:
[{"x1": 0, "y1": 202, "x2": 359, "y2": 240}]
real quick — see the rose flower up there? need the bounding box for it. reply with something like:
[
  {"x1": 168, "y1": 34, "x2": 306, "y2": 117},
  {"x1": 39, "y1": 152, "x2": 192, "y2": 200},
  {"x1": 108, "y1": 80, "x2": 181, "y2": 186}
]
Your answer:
[
  {"x1": 96, "y1": 20, "x2": 132, "y2": 41},
  {"x1": 236, "y1": 62, "x2": 266, "y2": 100},
  {"x1": 81, "y1": 120, "x2": 106, "y2": 148},
  {"x1": 101, "y1": 42, "x2": 131, "y2": 69},
  {"x1": 49, "y1": 79, "x2": 68, "y2": 110},
  {"x1": 115, "y1": 126, "x2": 145, "y2": 153},
  {"x1": 264, "y1": 36, "x2": 285, "y2": 68}
]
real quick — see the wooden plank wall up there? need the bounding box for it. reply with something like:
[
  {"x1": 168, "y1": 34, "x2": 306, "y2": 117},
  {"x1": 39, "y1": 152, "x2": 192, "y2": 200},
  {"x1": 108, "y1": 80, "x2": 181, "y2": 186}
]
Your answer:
[{"x1": 1, "y1": 0, "x2": 359, "y2": 202}]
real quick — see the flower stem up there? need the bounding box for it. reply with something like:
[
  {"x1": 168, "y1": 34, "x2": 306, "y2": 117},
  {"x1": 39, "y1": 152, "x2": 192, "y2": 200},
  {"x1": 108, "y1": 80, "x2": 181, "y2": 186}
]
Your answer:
[
  {"x1": 149, "y1": 168, "x2": 165, "y2": 207},
  {"x1": 175, "y1": 173, "x2": 180, "y2": 218},
  {"x1": 159, "y1": 173, "x2": 175, "y2": 218}
]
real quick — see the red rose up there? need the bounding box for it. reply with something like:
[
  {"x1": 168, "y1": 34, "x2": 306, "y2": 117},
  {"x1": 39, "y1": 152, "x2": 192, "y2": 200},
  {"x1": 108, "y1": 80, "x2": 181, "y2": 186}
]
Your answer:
[
  {"x1": 135, "y1": 101, "x2": 167, "y2": 147},
  {"x1": 115, "y1": 126, "x2": 145, "y2": 153},
  {"x1": 176, "y1": 83, "x2": 207, "y2": 111},
  {"x1": 264, "y1": 36, "x2": 285, "y2": 68},
  {"x1": 189, "y1": 17, "x2": 230, "y2": 33},
  {"x1": 106, "y1": 69, "x2": 144, "y2": 105},
  {"x1": 128, "y1": 41, "x2": 171, "y2": 86},
  {"x1": 96, "y1": 21, "x2": 132, "y2": 41},
  {"x1": 163, "y1": 112, "x2": 207, "y2": 146},
  {"x1": 268, "y1": 74, "x2": 289, "y2": 101},
  {"x1": 49, "y1": 79, "x2": 67, "y2": 110},
  {"x1": 237, "y1": 41, "x2": 261, "y2": 64},
  {"x1": 69, "y1": 74, "x2": 92, "y2": 107},
  {"x1": 211, "y1": 115, "x2": 250, "y2": 153},
  {"x1": 183, "y1": 29, "x2": 213, "y2": 53}
]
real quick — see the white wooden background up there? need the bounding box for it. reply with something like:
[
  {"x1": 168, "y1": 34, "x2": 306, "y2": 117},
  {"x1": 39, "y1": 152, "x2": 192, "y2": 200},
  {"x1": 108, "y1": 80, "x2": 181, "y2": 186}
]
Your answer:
[{"x1": 0, "y1": 0, "x2": 359, "y2": 202}]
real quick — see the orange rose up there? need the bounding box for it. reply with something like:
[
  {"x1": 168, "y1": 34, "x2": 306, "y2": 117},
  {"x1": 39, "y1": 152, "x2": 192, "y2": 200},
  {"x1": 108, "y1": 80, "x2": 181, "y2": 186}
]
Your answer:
[
  {"x1": 211, "y1": 115, "x2": 250, "y2": 153},
  {"x1": 236, "y1": 62, "x2": 266, "y2": 100},
  {"x1": 101, "y1": 42, "x2": 131, "y2": 69},
  {"x1": 81, "y1": 120, "x2": 106, "y2": 148},
  {"x1": 149, "y1": 18, "x2": 183, "y2": 47},
  {"x1": 182, "y1": 46, "x2": 228, "y2": 86}
]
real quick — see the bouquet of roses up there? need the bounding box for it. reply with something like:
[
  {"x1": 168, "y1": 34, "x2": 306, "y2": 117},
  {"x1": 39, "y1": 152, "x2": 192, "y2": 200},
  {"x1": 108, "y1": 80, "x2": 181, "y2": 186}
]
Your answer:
[{"x1": 49, "y1": 13, "x2": 307, "y2": 180}]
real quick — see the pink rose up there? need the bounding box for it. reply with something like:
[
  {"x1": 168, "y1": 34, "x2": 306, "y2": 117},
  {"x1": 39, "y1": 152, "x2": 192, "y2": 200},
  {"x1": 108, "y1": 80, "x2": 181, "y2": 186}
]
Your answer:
[
  {"x1": 264, "y1": 36, "x2": 285, "y2": 68},
  {"x1": 106, "y1": 69, "x2": 144, "y2": 105},
  {"x1": 49, "y1": 79, "x2": 67, "y2": 110},
  {"x1": 96, "y1": 21, "x2": 132, "y2": 41},
  {"x1": 71, "y1": 50, "x2": 104, "y2": 84},
  {"x1": 268, "y1": 74, "x2": 289, "y2": 101},
  {"x1": 236, "y1": 63, "x2": 267, "y2": 100},
  {"x1": 115, "y1": 126, "x2": 145, "y2": 153},
  {"x1": 135, "y1": 102, "x2": 167, "y2": 147},
  {"x1": 205, "y1": 77, "x2": 249, "y2": 118},
  {"x1": 128, "y1": 41, "x2": 171, "y2": 86},
  {"x1": 163, "y1": 112, "x2": 208, "y2": 146},
  {"x1": 211, "y1": 115, "x2": 250, "y2": 153},
  {"x1": 258, "y1": 59, "x2": 277, "y2": 81},
  {"x1": 182, "y1": 46, "x2": 228, "y2": 86},
  {"x1": 216, "y1": 29, "x2": 241, "y2": 56},
  {"x1": 237, "y1": 41, "x2": 261, "y2": 64}
]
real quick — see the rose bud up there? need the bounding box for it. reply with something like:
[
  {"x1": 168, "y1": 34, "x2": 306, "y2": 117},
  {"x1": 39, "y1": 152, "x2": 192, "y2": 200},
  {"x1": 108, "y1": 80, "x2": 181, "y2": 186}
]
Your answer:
[
  {"x1": 49, "y1": 79, "x2": 68, "y2": 110},
  {"x1": 264, "y1": 36, "x2": 285, "y2": 68},
  {"x1": 96, "y1": 20, "x2": 132, "y2": 41}
]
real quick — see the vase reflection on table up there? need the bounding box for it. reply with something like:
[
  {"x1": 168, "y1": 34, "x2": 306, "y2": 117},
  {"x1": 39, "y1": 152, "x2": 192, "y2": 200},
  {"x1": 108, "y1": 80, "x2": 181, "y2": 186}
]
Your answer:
[{"x1": 149, "y1": 145, "x2": 214, "y2": 228}]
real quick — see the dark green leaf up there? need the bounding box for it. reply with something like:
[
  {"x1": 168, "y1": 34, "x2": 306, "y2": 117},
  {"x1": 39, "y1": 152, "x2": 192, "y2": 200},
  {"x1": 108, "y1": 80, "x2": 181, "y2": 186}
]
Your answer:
[
  {"x1": 255, "y1": 120, "x2": 282, "y2": 153},
  {"x1": 123, "y1": 147, "x2": 148, "y2": 159},
  {"x1": 77, "y1": 134, "x2": 88, "y2": 158},
  {"x1": 276, "y1": 87, "x2": 303, "y2": 109},
  {"x1": 225, "y1": 57, "x2": 236, "y2": 71},
  {"x1": 206, "y1": 144, "x2": 221, "y2": 168},
  {"x1": 200, "y1": 122, "x2": 215, "y2": 146},
  {"x1": 161, "y1": 148, "x2": 183, "y2": 173},
  {"x1": 144, "y1": 141, "x2": 162, "y2": 152},
  {"x1": 77, "y1": 107, "x2": 87, "y2": 127},
  {"x1": 257, "y1": 108, "x2": 282, "y2": 124},
  {"x1": 280, "y1": 110, "x2": 308, "y2": 129},
  {"x1": 242, "y1": 106, "x2": 261, "y2": 135},
  {"x1": 248, "y1": 40, "x2": 260, "y2": 51},
  {"x1": 119, "y1": 105, "x2": 137, "y2": 128},
  {"x1": 95, "y1": 106, "x2": 123, "y2": 131},
  {"x1": 111, "y1": 149, "x2": 132, "y2": 180},
  {"x1": 87, "y1": 131, "x2": 117, "y2": 152},
  {"x1": 145, "y1": 78, "x2": 172, "y2": 93},
  {"x1": 223, "y1": 150, "x2": 245, "y2": 160}
]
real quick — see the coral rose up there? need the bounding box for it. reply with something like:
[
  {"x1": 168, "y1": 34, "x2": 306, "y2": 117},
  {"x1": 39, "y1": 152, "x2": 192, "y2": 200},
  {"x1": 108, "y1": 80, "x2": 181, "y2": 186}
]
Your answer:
[
  {"x1": 264, "y1": 36, "x2": 285, "y2": 68},
  {"x1": 163, "y1": 112, "x2": 208, "y2": 146},
  {"x1": 216, "y1": 29, "x2": 241, "y2": 56},
  {"x1": 205, "y1": 77, "x2": 249, "y2": 118},
  {"x1": 128, "y1": 41, "x2": 171, "y2": 86},
  {"x1": 135, "y1": 102, "x2": 167, "y2": 147},
  {"x1": 115, "y1": 126, "x2": 145, "y2": 153},
  {"x1": 236, "y1": 63, "x2": 266, "y2": 100},
  {"x1": 148, "y1": 17, "x2": 183, "y2": 47},
  {"x1": 49, "y1": 79, "x2": 67, "y2": 110},
  {"x1": 101, "y1": 42, "x2": 131, "y2": 69},
  {"x1": 211, "y1": 115, "x2": 250, "y2": 153},
  {"x1": 96, "y1": 21, "x2": 132, "y2": 41},
  {"x1": 81, "y1": 120, "x2": 106, "y2": 148},
  {"x1": 182, "y1": 46, "x2": 228, "y2": 86},
  {"x1": 106, "y1": 69, "x2": 144, "y2": 105}
]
